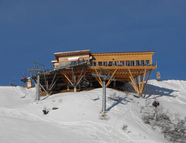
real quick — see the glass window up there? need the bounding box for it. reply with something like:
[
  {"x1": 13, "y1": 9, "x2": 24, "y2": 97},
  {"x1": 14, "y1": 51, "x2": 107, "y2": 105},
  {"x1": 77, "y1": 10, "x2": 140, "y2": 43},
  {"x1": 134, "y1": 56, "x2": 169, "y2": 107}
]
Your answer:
[
  {"x1": 103, "y1": 61, "x2": 107, "y2": 66},
  {"x1": 146, "y1": 60, "x2": 150, "y2": 66},
  {"x1": 108, "y1": 61, "x2": 113, "y2": 66},
  {"x1": 120, "y1": 61, "x2": 124, "y2": 66},
  {"x1": 93, "y1": 62, "x2": 96, "y2": 66},
  {"x1": 60, "y1": 63, "x2": 65, "y2": 67},
  {"x1": 126, "y1": 61, "x2": 130, "y2": 66},
  {"x1": 117, "y1": 61, "x2": 122, "y2": 66},
  {"x1": 131, "y1": 61, "x2": 134, "y2": 66},
  {"x1": 141, "y1": 60, "x2": 144, "y2": 66},
  {"x1": 71, "y1": 61, "x2": 77, "y2": 65},
  {"x1": 66, "y1": 62, "x2": 70, "y2": 66},
  {"x1": 136, "y1": 60, "x2": 140, "y2": 66},
  {"x1": 114, "y1": 61, "x2": 117, "y2": 66},
  {"x1": 98, "y1": 61, "x2": 102, "y2": 66}
]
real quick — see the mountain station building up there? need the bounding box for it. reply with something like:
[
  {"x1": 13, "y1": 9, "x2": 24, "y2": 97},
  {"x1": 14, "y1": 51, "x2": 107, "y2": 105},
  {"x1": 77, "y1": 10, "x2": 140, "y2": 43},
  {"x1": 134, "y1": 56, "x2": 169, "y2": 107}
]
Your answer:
[{"x1": 31, "y1": 50, "x2": 157, "y2": 95}]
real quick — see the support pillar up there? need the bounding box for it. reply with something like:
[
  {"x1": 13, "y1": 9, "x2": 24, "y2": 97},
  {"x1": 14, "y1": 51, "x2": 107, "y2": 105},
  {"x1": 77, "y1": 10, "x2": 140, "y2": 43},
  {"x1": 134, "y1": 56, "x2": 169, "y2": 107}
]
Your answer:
[
  {"x1": 128, "y1": 68, "x2": 139, "y2": 94},
  {"x1": 74, "y1": 75, "x2": 76, "y2": 92},
  {"x1": 90, "y1": 82, "x2": 93, "y2": 87},
  {"x1": 113, "y1": 81, "x2": 116, "y2": 87},
  {"x1": 102, "y1": 80, "x2": 106, "y2": 112},
  {"x1": 46, "y1": 80, "x2": 49, "y2": 96},
  {"x1": 128, "y1": 81, "x2": 130, "y2": 91},
  {"x1": 67, "y1": 82, "x2": 69, "y2": 90},
  {"x1": 74, "y1": 86, "x2": 77, "y2": 92},
  {"x1": 78, "y1": 84, "x2": 81, "y2": 90},
  {"x1": 46, "y1": 80, "x2": 48, "y2": 92},
  {"x1": 36, "y1": 73, "x2": 40, "y2": 101}
]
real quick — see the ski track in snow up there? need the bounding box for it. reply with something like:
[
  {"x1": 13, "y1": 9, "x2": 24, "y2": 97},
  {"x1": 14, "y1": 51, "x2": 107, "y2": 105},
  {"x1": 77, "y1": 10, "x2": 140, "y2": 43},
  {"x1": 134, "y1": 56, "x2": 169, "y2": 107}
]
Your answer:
[
  {"x1": 127, "y1": 103, "x2": 161, "y2": 143},
  {"x1": 0, "y1": 106, "x2": 132, "y2": 143},
  {"x1": 109, "y1": 98, "x2": 162, "y2": 143},
  {"x1": 0, "y1": 96, "x2": 155, "y2": 142},
  {"x1": 88, "y1": 91, "x2": 162, "y2": 143}
]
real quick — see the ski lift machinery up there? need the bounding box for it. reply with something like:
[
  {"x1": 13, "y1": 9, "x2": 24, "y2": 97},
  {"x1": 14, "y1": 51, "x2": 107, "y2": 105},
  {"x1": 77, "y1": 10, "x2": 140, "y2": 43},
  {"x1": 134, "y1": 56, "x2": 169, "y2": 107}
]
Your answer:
[
  {"x1": 92, "y1": 68, "x2": 115, "y2": 113},
  {"x1": 21, "y1": 70, "x2": 28, "y2": 83},
  {"x1": 28, "y1": 62, "x2": 45, "y2": 101},
  {"x1": 81, "y1": 72, "x2": 90, "y2": 87}
]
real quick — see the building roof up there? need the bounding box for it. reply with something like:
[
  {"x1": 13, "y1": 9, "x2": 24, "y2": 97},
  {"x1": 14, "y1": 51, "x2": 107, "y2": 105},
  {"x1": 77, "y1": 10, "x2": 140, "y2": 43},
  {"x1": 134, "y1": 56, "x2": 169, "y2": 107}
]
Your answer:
[
  {"x1": 51, "y1": 60, "x2": 57, "y2": 63},
  {"x1": 54, "y1": 50, "x2": 91, "y2": 60},
  {"x1": 53, "y1": 50, "x2": 155, "y2": 62},
  {"x1": 92, "y1": 51, "x2": 155, "y2": 56}
]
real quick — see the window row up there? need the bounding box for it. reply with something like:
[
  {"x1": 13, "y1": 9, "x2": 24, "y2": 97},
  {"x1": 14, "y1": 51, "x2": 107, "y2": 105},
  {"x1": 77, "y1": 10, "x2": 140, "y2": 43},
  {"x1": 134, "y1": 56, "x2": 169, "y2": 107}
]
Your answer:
[
  {"x1": 91, "y1": 60, "x2": 150, "y2": 67},
  {"x1": 55, "y1": 60, "x2": 89, "y2": 69}
]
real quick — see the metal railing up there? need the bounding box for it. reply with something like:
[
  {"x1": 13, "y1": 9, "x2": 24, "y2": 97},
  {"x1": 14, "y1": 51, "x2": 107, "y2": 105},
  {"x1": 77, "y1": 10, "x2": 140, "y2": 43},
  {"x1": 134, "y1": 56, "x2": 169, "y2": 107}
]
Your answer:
[
  {"x1": 55, "y1": 60, "x2": 157, "y2": 70},
  {"x1": 89, "y1": 61, "x2": 157, "y2": 67},
  {"x1": 55, "y1": 60, "x2": 90, "y2": 70}
]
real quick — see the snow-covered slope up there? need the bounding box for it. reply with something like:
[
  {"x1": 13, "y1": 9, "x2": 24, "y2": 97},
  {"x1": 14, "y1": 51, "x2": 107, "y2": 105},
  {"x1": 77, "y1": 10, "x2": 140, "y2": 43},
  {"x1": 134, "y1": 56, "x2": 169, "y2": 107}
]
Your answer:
[
  {"x1": 0, "y1": 80, "x2": 186, "y2": 143},
  {"x1": 144, "y1": 80, "x2": 186, "y2": 117}
]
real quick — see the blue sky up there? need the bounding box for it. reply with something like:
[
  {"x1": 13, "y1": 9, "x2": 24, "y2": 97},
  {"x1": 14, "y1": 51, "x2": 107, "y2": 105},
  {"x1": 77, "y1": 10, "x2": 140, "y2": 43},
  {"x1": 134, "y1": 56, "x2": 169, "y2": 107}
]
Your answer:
[{"x1": 0, "y1": 0, "x2": 186, "y2": 86}]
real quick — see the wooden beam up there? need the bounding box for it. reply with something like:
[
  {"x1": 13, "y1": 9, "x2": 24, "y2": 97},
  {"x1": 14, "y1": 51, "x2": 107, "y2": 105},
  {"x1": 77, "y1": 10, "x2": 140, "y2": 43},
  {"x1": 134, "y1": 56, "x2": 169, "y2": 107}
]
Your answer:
[
  {"x1": 106, "y1": 68, "x2": 117, "y2": 87},
  {"x1": 60, "y1": 71, "x2": 74, "y2": 85},
  {"x1": 39, "y1": 83, "x2": 49, "y2": 95},
  {"x1": 128, "y1": 69, "x2": 139, "y2": 94},
  {"x1": 76, "y1": 75, "x2": 84, "y2": 86},
  {"x1": 48, "y1": 77, "x2": 58, "y2": 92},
  {"x1": 94, "y1": 68, "x2": 103, "y2": 87},
  {"x1": 95, "y1": 77, "x2": 103, "y2": 87},
  {"x1": 49, "y1": 73, "x2": 57, "y2": 90},
  {"x1": 140, "y1": 69, "x2": 146, "y2": 94},
  {"x1": 136, "y1": 77, "x2": 139, "y2": 90},
  {"x1": 76, "y1": 67, "x2": 85, "y2": 86},
  {"x1": 138, "y1": 75, "x2": 141, "y2": 93},
  {"x1": 142, "y1": 70, "x2": 152, "y2": 93},
  {"x1": 129, "y1": 76, "x2": 139, "y2": 94}
]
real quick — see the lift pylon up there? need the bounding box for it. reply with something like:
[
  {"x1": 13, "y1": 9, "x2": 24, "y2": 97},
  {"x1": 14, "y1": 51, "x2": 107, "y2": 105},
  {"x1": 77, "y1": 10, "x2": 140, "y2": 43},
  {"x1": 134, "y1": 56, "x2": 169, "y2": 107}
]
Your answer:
[{"x1": 92, "y1": 68, "x2": 115, "y2": 113}]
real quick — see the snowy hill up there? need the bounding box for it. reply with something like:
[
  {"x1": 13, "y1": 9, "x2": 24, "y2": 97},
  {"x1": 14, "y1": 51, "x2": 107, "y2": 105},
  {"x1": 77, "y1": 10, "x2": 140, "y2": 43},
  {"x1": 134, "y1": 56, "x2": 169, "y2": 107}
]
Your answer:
[{"x1": 0, "y1": 80, "x2": 186, "y2": 143}]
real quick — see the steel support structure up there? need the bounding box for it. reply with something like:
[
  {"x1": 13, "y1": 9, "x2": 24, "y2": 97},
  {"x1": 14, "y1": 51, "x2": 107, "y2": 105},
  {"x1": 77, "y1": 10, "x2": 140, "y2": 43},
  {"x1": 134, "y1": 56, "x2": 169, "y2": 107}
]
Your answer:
[
  {"x1": 92, "y1": 68, "x2": 115, "y2": 113},
  {"x1": 60, "y1": 66, "x2": 87, "y2": 92},
  {"x1": 36, "y1": 73, "x2": 40, "y2": 101}
]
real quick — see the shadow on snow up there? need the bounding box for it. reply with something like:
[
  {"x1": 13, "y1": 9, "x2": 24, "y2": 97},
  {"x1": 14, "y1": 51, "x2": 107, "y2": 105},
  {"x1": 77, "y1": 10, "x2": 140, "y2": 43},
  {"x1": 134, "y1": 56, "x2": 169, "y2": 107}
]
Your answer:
[
  {"x1": 143, "y1": 84, "x2": 177, "y2": 99},
  {"x1": 106, "y1": 97, "x2": 130, "y2": 111}
]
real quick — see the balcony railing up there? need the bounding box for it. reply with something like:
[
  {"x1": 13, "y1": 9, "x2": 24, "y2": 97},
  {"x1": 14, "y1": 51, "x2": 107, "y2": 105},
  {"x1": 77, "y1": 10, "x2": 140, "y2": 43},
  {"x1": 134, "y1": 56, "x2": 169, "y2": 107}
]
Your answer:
[
  {"x1": 55, "y1": 60, "x2": 90, "y2": 70},
  {"x1": 89, "y1": 61, "x2": 157, "y2": 67},
  {"x1": 55, "y1": 60, "x2": 157, "y2": 70}
]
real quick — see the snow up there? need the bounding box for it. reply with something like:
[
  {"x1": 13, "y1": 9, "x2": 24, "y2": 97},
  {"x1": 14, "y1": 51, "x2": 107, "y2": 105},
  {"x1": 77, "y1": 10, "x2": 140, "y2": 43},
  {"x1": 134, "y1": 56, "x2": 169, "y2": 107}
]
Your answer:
[{"x1": 0, "y1": 80, "x2": 186, "y2": 143}]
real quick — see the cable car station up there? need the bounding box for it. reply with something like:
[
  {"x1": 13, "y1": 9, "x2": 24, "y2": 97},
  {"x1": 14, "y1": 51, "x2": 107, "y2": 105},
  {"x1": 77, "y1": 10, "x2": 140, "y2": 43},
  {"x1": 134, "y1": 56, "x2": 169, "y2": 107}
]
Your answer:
[{"x1": 30, "y1": 50, "x2": 157, "y2": 96}]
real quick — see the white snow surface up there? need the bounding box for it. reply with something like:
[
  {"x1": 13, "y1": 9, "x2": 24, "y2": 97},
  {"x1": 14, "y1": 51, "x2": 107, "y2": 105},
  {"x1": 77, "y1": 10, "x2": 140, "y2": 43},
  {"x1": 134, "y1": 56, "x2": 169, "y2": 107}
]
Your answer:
[{"x1": 0, "y1": 80, "x2": 186, "y2": 143}]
